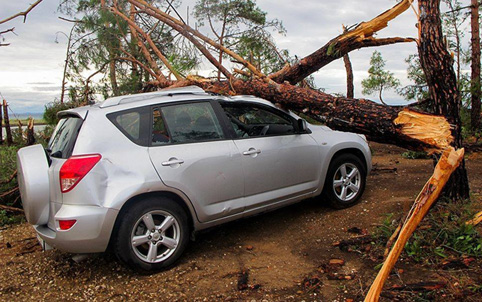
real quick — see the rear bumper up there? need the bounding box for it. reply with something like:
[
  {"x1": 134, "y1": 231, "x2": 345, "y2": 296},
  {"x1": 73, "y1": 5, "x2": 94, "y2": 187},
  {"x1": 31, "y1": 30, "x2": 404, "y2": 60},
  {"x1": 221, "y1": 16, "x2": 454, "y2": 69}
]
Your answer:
[{"x1": 34, "y1": 204, "x2": 118, "y2": 253}]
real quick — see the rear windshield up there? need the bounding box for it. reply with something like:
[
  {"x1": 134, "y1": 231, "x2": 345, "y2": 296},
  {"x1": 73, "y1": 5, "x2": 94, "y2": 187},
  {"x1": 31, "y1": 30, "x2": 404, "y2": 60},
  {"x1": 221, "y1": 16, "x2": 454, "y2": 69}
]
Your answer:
[{"x1": 48, "y1": 117, "x2": 83, "y2": 159}]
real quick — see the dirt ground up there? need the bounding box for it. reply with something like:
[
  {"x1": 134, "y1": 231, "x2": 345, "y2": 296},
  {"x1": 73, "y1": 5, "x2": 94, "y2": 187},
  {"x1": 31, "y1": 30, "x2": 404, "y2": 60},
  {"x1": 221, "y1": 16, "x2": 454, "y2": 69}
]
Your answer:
[{"x1": 0, "y1": 143, "x2": 481, "y2": 302}]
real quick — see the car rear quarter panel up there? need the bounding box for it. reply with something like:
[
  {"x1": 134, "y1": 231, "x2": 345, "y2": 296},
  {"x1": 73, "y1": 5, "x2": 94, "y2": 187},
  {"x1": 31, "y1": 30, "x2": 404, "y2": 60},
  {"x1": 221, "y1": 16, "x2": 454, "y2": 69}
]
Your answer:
[{"x1": 64, "y1": 109, "x2": 199, "y2": 223}]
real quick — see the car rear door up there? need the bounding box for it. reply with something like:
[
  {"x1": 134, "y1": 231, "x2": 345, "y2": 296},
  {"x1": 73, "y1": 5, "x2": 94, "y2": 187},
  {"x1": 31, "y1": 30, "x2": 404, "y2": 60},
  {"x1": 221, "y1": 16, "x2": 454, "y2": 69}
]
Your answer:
[
  {"x1": 219, "y1": 101, "x2": 321, "y2": 210},
  {"x1": 147, "y1": 101, "x2": 245, "y2": 223}
]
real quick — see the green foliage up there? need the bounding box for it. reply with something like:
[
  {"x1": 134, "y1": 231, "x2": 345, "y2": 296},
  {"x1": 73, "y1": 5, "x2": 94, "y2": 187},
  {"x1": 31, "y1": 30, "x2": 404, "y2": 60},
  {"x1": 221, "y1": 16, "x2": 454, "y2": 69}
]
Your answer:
[
  {"x1": 398, "y1": 54, "x2": 430, "y2": 102},
  {"x1": 43, "y1": 101, "x2": 78, "y2": 126},
  {"x1": 378, "y1": 200, "x2": 482, "y2": 265},
  {"x1": 361, "y1": 51, "x2": 400, "y2": 104},
  {"x1": 0, "y1": 210, "x2": 24, "y2": 227},
  {"x1": 377, "y1": 213, "x2": 396, "y2": 239},
  {"x1": 401, "y1": 150, "x2": 430, "y2": 159},
  {"x1": 193, "y1": 0, "x2": 287, "y2": 76},
  {"x1": 0, "y1": 145, "x2": 20, "y2": 206},
  {"x1": 58, "y1": 0, "x2": 199, "y2": 100}
]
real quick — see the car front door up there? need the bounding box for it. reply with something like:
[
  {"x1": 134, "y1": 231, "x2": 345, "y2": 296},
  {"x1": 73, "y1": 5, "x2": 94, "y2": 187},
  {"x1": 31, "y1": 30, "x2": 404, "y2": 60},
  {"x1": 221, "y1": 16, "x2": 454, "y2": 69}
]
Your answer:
[
  {"x1": 148, "y1": 101, "x2": 245, "y2": 223},
  {"x1": 219, "y1": 102, "x2": 321, "y2": 211}
]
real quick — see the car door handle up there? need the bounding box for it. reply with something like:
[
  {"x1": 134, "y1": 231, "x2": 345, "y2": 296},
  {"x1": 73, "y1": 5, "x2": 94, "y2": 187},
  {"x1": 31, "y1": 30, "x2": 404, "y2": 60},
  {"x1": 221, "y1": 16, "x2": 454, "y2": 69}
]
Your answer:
[
  {"x1": 161, "y1": 158, "x2": 184, "y2": 166},
  {"x1": 242, "y1": 148, "x2": 261, "y2": 156}
]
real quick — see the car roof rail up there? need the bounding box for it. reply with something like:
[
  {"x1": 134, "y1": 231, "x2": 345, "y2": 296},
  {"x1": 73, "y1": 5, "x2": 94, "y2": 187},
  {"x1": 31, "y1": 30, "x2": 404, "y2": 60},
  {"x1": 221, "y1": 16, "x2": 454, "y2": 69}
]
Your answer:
[{"x1": 99, "y1": 86, "x2": 207, "y2": 108}]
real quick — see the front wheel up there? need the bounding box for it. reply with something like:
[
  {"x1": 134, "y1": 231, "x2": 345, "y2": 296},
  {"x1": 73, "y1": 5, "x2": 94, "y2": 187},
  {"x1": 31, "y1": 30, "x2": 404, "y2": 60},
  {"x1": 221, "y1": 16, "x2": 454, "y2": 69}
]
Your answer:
[
  {"x1": 114, "y1": 197, "x2": 189, "y2": 272},
  {"x1": 322, "y1": 153, "x2": 366, "y2": 209}
]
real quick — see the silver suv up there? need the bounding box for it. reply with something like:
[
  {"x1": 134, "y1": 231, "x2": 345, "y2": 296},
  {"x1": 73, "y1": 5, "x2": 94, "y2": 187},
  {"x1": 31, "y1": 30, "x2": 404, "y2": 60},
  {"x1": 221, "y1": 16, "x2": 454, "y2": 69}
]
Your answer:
[{"x1": 17, "y1": 86, "x2": 371, "y2": 271}]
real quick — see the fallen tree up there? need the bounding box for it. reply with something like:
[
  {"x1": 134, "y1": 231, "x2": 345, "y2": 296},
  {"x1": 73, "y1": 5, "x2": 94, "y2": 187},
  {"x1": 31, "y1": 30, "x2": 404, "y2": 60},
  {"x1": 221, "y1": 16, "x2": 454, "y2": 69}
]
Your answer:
[{"x1": 86, "y1": 1, "x2": 469, "y2": 300}]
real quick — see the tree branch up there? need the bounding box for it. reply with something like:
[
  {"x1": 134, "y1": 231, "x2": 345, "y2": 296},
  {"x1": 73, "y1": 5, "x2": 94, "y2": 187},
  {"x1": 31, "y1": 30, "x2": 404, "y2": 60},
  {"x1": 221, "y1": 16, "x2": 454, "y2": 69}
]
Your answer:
[
  {"x1": 110, "y1": 3, "x2": 182, "y2": 81},
  {"x1": 0, "y1": 27, "x2": 15, "y2": 35},
  {"x1": 269, "y1": 0, "x2": 416, "y2": 84},
  {"x1": 0, "y1": 0, "x2": 43, "y2": 25},
  {"x1": 130, "y1": 0, "x2": 270, "y2": 82}
]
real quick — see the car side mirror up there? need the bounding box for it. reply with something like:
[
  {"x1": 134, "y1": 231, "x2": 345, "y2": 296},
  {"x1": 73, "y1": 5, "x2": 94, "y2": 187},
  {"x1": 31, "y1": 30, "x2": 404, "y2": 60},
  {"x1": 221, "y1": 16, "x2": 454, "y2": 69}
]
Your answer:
[{"x1": 296, "y1": 119, "x2": 309, "y2": 134}]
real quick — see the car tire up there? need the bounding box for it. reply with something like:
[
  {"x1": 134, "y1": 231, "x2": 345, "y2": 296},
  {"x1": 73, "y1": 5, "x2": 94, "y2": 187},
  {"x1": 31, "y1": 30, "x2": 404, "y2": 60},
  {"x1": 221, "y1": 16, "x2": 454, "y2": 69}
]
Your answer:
[
  {"x1": 322, "y1": 153, "x2": 366, "y2": 209},
  {"x1": 113, "y1": 196, "x2": 189, "y2": 272}
]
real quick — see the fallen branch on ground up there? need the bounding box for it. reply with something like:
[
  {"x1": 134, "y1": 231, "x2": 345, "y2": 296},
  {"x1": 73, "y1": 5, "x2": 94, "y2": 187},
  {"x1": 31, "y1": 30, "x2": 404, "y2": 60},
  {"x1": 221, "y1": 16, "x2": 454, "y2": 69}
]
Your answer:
[
  {"x1": 0, "y1": 204, "x2": 24, "y2": 213},
  {"x1": 364, "y1": 147, "x2": 464, "y2": 302},
  {"x1": 0, "y1": 187, "x2": 19, "y2": 199},
  {"x1": 466, "y1": 211, "x2": 482, "y2": 226},
  {"x1": 0, "y1": 170, "x2": 17, "y2": 184}
]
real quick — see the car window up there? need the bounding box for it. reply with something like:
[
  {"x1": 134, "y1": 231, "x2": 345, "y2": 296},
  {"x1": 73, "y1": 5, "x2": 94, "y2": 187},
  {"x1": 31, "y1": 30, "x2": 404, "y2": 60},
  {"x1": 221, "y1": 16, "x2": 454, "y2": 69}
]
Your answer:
[
  {"x1": 116, "y1": 112, "x2": 140, "y2": 139},
  {"x1": 151, "y1": 108, "x2": 171, "y2": 145},
  {"x1": 155, "y1": 102, "x2": 224, "y2": 144},
  {"x1": 221, "y1": 103, "x2": 295, "y2": 138},
  {"x1": 107, "y1": 107, "x2": 150, "y2": 146},
  {"x1": 48, "y1": 116, "x2": 83, "y2": 158}
]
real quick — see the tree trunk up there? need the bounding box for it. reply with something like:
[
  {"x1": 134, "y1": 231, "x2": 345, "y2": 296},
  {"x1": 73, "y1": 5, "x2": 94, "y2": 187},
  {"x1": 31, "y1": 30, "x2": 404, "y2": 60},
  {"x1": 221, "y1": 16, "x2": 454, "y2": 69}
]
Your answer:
[
  {"x1": 109, "y1": 56, "x2": 120, "y2": 96},
  {"x1": 417, "y1": 0, "x2": 470, "y2": 200},
  {"x1": 172, "y1": 77, "x2": 453, "y2": 153},
  {"x1": 26, "y1": 117, "x2": 35, "y2": 146},
  {"x1": 471, "y1": 0, "x2": 481, "y2": 131},
  {"x1": 2, "y1": 99, "x2": 13, "y2": 146},
  {"x1": 60, "y1": 24, "x2": 75, "y2": 104},
  {"x1": 343, "y1": 53, "x2": 354, "y2": 98}
]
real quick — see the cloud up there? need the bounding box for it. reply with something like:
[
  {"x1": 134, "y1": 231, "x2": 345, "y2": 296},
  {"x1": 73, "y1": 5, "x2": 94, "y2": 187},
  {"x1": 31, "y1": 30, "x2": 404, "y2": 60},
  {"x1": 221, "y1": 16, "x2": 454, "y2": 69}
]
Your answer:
[{"x1": 0, "y1": 0, "x2": 434, "y2": 112}]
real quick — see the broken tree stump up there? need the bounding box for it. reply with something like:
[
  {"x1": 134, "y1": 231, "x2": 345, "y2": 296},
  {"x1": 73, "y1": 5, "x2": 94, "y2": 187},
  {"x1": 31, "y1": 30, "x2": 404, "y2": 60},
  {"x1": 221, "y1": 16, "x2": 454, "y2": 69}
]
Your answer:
[
  {"x1": 2, "y1": 99, "x2": 12, "y2": 146},
  {"x1": 364, "y1": 147, "x2": 464, "y2": 302},
  {"x1": 26, "y1": 117, "x2": 35, "y2": 146}
]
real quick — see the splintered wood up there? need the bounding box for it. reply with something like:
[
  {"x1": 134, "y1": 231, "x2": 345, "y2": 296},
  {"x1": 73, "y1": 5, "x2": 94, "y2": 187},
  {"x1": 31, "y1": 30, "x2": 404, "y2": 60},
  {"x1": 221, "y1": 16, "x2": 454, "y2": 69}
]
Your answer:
[
  {"x1": 364, "y1": 147, "x2": 464, "y2": 302},
  {"x1": 394, "y1": 108, "x2": 454, "y2": 152},
  {"x1": 466, "y1": 211, "x2": 482, "y2": 226},
  {"x1": 344, "y1": 0, "x2": 414, "y2": 40}
]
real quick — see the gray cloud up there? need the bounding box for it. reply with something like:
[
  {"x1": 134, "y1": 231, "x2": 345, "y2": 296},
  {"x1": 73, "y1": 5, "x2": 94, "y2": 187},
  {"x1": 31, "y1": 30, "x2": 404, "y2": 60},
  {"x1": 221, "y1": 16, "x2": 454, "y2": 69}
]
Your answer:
[{"x1": 1, "y1": 0, "x2": 469, "y2": 112}]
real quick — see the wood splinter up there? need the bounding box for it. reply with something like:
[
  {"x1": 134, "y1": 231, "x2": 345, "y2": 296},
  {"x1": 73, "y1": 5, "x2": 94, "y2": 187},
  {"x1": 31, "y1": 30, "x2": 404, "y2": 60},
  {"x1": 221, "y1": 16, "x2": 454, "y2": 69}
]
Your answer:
[{"x1": 364, "y1": 147, "x2": 464, "y2": 302}]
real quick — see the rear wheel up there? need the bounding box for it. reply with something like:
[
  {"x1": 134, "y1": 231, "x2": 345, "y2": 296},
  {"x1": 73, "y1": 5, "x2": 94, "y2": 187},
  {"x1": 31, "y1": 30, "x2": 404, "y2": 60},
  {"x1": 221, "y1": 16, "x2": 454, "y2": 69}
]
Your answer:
[
  {"x1": 323, "y1": 153, "x2": 366, "y2": 209},
  {"x1": 114, "y1": 197, "x2": 189, "y2": 272}
]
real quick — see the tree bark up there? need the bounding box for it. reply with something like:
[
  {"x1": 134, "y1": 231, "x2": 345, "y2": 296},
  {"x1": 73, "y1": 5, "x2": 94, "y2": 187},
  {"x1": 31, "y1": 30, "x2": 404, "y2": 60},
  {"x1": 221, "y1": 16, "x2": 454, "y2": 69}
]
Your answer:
[
  {"x1": 343, "y1": 53, "x2": 354, "y2": 98},
  {"x1": 2, "y1": 99, "x2": 12, "y2": 146},
  {"x1": 109, "y1": 55, "x2": 120, "y2": 96},
  {"x1": 417, "y1": 0, "x2": 470, "y2": 200},
  {"x1": 170, "y1": 76, "x2": 453, "y2": 153},
  {"x1": 26, "y1": 117, "x2": 35, "y2": 146},
  {"x1": 471, "y1": 0, "x2": 481, "y2": 131}
]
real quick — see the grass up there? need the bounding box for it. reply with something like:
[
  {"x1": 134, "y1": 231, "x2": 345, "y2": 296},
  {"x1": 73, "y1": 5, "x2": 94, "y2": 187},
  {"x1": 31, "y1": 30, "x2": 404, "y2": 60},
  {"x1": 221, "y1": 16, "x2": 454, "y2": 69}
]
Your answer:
[
  {"x1": 0, "y1": 145, "x2": 20, "y2": 207},
  {"x1": 401, "y1": 150, "x2": 430, "y2": 159},
  {"x1": 2, "y1": 118, "x2": 46, "y2": 126},
  {"x1": 376, "y1": 199, "x2": 482, "y2": 265},
  {"x1": 0, "y1": 210, "x2": 24, "y2": 227}
]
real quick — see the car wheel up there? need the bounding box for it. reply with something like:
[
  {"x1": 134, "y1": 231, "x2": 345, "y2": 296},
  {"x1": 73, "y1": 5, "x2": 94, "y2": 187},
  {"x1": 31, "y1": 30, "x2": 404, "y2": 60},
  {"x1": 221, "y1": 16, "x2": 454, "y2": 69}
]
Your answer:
[
  {"x1": 323, "y1": 153, "x2": 366, "y2": 209},
  {"x1": 114, "y1": 196, "x2": 189, "y2": 272}
]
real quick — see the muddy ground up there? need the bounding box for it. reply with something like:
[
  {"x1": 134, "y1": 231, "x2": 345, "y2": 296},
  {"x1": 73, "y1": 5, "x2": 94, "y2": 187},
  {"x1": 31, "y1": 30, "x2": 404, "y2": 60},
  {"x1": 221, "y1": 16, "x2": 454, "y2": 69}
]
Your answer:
[{"x1": 1, "y1": 143, "x2": 481, "y2": 301}]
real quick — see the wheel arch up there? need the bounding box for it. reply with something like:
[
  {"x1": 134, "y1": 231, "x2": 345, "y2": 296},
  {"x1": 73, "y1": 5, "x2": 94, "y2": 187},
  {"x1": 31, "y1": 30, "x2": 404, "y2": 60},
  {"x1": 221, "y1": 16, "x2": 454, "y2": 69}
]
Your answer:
[
  {"x1": 330, "y1": 148, "x2": 368, "y2": 174},
  {"x1": 108, "y1": 191, "x2": 196, "y2": 250}
]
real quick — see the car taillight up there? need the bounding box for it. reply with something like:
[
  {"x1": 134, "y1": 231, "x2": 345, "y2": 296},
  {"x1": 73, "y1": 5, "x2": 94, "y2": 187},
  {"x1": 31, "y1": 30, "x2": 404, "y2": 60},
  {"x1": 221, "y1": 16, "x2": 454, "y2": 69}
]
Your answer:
[
  {"x1": 58, "y1": 219, "x2": 77, "y2": 230},
  {"x1": 59, "y1": 154, "x2": 101, "y2": 193}
]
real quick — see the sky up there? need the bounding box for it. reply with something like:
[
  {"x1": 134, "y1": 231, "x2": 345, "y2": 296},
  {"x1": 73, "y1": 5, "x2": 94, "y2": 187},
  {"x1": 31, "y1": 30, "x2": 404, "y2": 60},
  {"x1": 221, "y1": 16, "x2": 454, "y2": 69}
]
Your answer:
[{"x1": 0, "y1": 0, "x2": 472, "y2": 115}]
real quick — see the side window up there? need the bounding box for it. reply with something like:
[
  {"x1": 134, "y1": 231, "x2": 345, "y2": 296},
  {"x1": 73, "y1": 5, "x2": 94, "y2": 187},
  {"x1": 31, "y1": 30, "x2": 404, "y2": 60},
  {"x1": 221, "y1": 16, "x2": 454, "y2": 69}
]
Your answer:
[
  {"x1": 152, "y1": 108, "x2": 170, "y2": 145},
  {"x1": 107, "y1": 107, "x2": 150, "y2": 146},
  {"x1": 221, "y1": 103, "x2": 295, "y2": 138},
  {"x1": 155, "y1": 102, "x2": 224, "y2": 144},
  {"x1": 116, "y1": 112, "x2": 140, "y2": 139}
]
